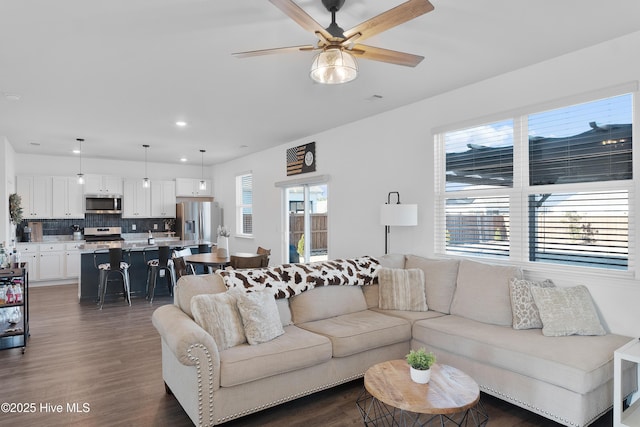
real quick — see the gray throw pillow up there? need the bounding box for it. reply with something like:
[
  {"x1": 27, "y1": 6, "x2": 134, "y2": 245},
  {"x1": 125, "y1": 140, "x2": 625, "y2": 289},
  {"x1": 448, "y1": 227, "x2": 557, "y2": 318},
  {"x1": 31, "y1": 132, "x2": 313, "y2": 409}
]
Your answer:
[
  {"x1": 531, "y1": 285, "x2": 606, "y2": 337},
  {"x1": 509, "y1": 278, "x2": 554, "y2": 330},
  {"x1": 190, "y1": 292, "x2": 247, "y2": 350},
  {"x1": 378, "y1": 267, "x2": 428, "y2": 311},
  {"x1": 234, "y1": 289, "x2": 285, "y2": 345}
]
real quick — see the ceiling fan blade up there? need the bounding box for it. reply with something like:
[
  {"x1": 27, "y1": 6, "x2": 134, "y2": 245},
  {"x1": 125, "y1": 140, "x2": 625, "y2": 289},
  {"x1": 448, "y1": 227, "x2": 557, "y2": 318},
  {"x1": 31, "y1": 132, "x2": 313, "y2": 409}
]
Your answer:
[
  {"x1": 269, "y1": 0, "x2": 333, "y2": 41},
  {"x1": 350, "y1": 44, "x2": 424, "y2": 67},
  {"x1": 233, "y1": 45, "x2": 316, "y2": 58},
  {"x1": 343, "y1": 0, "x2": 434, "y2": 44}
]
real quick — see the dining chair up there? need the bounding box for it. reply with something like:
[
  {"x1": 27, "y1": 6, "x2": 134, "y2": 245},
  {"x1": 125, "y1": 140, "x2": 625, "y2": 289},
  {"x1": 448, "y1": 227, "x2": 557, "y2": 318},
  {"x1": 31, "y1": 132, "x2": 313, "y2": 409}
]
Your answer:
[
  {"x1": 256, "y1": 246, "x2": 271, "y2": 267},
  {"x1": 230, "y1": 254, "x2": 267, "y2": 269},
  {"x1": 172, "y1": 248, "x2": 196, "y2": 275}
]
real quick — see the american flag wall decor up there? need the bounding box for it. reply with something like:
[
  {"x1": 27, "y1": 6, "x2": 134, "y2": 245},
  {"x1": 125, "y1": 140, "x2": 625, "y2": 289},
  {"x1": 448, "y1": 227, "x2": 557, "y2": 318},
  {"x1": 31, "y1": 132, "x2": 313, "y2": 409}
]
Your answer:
[{"x1": 286, "y1": 142, "x2": 316, "y2": 176}]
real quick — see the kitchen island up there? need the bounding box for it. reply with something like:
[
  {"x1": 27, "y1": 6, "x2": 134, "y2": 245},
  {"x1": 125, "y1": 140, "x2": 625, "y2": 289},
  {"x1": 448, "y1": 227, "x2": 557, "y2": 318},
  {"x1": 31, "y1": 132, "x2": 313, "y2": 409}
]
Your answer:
[{"x1": 78, "y1": 239, "x2": 213, "y2": 302}]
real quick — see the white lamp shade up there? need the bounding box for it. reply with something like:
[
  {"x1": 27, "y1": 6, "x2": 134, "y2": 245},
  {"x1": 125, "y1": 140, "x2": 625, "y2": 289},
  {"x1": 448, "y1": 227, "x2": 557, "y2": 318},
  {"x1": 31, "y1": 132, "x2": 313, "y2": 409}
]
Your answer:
[
  {"x1": 310, "y1": 48, "x2": 358, "y2": 84},
  {"x1": 380, "y1": 204, "x2": 418, "y2": 226}
]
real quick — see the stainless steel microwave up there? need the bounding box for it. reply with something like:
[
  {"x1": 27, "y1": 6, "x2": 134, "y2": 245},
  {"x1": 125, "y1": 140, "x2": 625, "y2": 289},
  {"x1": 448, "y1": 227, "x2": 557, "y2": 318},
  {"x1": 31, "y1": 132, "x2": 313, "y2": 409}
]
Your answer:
[{"x1": 84, "y1": 196, "x2": 122, "y2": 214}]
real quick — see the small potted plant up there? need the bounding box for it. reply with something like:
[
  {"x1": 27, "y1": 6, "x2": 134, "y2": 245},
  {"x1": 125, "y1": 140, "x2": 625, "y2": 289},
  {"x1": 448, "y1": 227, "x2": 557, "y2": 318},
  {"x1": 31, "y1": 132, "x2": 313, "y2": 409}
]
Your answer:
[{"x1": 406, "y1": 348, "x2": 436, "y2": 384}]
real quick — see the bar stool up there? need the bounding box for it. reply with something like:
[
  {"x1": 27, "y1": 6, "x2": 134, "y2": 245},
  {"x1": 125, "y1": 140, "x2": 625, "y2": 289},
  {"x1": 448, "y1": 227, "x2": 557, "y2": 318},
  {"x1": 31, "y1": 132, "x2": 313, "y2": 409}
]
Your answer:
[
  {"x1": 144, "y1": 246, "x2": 176, "y2": 303},
  {"x1": 198, "y1": 243, "x2": 213, "y2": 274},
  {"x1": 94, "y1": 248, "x2": 131, "y2": 310}
]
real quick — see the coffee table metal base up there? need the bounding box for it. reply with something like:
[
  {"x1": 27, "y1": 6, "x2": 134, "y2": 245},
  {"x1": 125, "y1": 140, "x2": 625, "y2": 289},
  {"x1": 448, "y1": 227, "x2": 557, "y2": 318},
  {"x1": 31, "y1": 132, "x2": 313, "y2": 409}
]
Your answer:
[{"x1": 356, "y1": 388, "x2": 489, "y2": 427}]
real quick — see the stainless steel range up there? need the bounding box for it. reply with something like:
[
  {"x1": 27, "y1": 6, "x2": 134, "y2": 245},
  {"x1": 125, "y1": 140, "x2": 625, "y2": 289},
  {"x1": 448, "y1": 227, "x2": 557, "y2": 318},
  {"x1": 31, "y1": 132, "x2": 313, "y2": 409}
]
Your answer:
[{"x1": 83, "y1": 227, "x2": 125, "y2": 243}]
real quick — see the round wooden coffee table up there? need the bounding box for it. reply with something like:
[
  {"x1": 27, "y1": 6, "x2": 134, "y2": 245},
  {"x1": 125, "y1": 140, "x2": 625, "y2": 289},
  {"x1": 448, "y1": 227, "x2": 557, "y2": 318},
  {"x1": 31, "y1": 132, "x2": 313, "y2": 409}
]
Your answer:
[{"x1": 356, "y1": 360, "x2": 488, "y2": 426}]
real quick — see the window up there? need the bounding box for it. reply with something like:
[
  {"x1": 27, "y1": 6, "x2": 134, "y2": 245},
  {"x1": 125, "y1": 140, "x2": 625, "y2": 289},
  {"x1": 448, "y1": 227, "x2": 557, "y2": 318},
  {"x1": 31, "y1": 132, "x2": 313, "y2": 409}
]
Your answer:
[
  {"x1": 236, "y1": 173, "x2": 253, "y2": 236},
  {"x1": 436, "y1": 92, "x2": 633, "y2": 270}
]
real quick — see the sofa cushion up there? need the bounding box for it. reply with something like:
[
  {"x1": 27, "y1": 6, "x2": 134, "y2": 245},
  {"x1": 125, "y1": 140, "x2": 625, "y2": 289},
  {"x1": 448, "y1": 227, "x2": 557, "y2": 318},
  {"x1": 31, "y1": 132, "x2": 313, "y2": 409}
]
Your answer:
[
  {"x1": 450, "y1": 259, "x2": 523, "y2": 326},
  {"x1": 509, "y1": 278, "x2": 554, "y2": 330},
  {"x1": 405, "y1": 256, "x2": 459, "y2": 314},
  {"x1": 289, "y1": 285, "x2": 367, "y2": 324},
  {"x1": 377, "y1": 253, "x2": 406, "y2": 269},
  {"x1": 235, "y1": 289, "x2": 285, "y2": 345},
  {"x1": 531, "y1": 285, "x2": 606, "y2": 337},
  {"x1": 362, "y1": 284, "x2": 379, "y2": 309},
  {"x1": 412, "y1": 314, "x2": 631, "y2": 394},
  {"x1": 370, "y1": 307, "x2": 446, "y2": 324},
  {"x1": 175, "y1": 274, "x2": 227, "y2": 318},
  {"x1": 297, "y1": 310, "x2": 411, "y2": 357},
  {"x1": 190, "y1": 292, "x2": 246, "y2": 350},
  {"x1": 378, "y1": 267, "x2": 427, "y2": 311},
  {"x1": 219, "y1": 325, "x2": 332, "y2": 387}
]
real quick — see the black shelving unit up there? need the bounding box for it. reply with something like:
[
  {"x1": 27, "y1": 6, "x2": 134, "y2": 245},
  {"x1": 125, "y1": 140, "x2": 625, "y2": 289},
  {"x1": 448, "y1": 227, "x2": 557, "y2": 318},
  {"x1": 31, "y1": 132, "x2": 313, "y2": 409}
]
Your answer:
[{"x1": 0, "y1": 263, "x2": 29, "y2": 353}]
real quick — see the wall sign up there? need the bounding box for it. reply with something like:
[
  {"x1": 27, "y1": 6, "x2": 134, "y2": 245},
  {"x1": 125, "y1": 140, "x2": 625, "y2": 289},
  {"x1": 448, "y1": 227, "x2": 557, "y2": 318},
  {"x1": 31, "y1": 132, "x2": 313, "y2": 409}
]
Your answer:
[{"x1": 286, "y1": 142, "x2": 316, "y2": 176}]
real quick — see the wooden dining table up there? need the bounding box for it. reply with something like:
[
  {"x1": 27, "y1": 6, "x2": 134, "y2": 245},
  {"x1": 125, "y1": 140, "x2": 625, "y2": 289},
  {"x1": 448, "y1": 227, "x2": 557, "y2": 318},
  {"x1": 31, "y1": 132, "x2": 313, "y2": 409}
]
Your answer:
[{"x1": 183, "y1": 252, "x2": 260, "y2": 270}]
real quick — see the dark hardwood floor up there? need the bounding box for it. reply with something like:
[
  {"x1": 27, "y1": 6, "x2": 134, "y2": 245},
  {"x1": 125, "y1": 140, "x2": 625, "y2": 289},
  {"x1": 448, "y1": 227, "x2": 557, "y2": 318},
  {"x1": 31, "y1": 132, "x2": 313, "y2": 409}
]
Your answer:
[{"x1": 0, "y1": 284, "x2": 614, "y2": 426}]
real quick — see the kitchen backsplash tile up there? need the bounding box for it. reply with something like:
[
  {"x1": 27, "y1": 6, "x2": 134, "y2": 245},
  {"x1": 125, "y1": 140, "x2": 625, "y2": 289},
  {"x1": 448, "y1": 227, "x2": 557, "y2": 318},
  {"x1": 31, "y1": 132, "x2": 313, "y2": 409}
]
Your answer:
[{"x1": 18, "y1": 215, "x2": 175, "y2": 237}]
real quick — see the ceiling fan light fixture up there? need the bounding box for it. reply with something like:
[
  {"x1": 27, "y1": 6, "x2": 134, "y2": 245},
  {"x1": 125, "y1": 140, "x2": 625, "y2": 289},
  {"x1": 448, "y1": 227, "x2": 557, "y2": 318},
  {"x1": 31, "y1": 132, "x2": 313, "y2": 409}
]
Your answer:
[{"x1": 310, "y1": 48, "x2": 358, "y2": 84}]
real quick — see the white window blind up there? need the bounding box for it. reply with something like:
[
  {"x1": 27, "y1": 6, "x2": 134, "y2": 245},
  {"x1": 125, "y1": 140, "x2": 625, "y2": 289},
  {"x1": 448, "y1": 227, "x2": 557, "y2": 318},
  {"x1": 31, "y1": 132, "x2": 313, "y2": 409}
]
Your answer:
[
  {"x1": 445, "y1": 196, "x2": 510, "y2": 258},
  {"x1": 236, "y1": 173, "x2": 253, "y2": 236},
  {"x1": 529, "y1": 191, "x2": 629, "y2": 269},
  {"x1": 435, "y1": 90, "x2": 634, "y2": 271}
]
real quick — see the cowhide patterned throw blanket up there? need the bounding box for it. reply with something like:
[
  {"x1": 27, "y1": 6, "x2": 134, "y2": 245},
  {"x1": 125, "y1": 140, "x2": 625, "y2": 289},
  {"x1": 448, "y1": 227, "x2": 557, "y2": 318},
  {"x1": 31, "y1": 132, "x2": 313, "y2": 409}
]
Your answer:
[{"x1": 217, "y1": 256, "x2": 380, "y2": 299}]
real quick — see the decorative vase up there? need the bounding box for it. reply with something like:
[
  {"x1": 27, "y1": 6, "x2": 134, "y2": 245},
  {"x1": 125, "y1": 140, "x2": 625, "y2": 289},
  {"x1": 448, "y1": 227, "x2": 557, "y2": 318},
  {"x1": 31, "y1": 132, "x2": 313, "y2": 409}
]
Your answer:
[
  {"x1": 217, "y1": 236, "x2": 229, "y2": 257},
  {"x1": 410, "y1": 367, "x2": 431, "y2": 384}
]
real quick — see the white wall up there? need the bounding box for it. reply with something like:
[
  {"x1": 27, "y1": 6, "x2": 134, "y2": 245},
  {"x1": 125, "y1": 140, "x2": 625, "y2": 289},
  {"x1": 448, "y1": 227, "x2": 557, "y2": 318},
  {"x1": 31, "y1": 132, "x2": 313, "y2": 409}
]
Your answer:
[
  {"x1": 213, "y1": 30, "x2": 640, "y2": 336},
  {"x1": 1, "y1": 138, "x2": 17, "y2": 245}
]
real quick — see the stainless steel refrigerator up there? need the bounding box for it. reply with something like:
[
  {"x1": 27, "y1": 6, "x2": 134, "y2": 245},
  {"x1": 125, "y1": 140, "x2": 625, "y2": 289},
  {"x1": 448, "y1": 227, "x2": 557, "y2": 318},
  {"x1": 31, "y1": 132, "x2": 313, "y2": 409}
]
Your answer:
[{"x1": 176, "y1": 201, "x2": 222, "y2": 242}]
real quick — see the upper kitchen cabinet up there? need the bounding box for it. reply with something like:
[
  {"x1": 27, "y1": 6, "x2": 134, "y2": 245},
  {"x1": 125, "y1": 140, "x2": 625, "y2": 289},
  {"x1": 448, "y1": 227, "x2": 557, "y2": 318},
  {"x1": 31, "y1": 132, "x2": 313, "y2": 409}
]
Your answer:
[
  {"x1": 122, "y1": 179, "x2": 151, "y2": 218},
  {"x1": 175, "y1": 178, "x2": 212, "y2": 197},
  {"x1": 83, "y1": 174, "x2": 123, "y2": 195},
  {"x1": 52, "y1": 176, "x2": 84, "y2": 218},
  {"x1": 17, "y1": 176, "x2": 53, "y2": 219},
  {"x1": 151, "y1": 180, "x2": 176, "y2": 218}
]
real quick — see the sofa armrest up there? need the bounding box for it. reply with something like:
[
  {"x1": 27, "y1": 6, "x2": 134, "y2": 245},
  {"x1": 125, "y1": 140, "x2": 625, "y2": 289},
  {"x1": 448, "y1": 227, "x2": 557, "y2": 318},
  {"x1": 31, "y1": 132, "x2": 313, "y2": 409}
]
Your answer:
[{"x1": 152, "y1": 304, "x2": 221, "y2": 389}]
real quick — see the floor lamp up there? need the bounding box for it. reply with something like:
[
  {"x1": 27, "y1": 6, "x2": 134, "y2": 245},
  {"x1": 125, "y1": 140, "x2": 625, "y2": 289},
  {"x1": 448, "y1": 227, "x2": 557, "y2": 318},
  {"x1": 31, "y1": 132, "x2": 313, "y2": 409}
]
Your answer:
[{"x1": 380, "y1": 192, "x2": 418, "y2": 254}]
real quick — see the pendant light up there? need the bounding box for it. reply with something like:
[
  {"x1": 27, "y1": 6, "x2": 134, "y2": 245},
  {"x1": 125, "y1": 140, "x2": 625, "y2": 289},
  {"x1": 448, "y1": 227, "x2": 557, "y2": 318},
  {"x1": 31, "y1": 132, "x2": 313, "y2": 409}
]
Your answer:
[
  {"x1": 199, "y1": 149, "x2": 206, "y2": 190},
  {"x1": 76, "y1": 138, "x2": 85, "y2": 185},
  {"x1": 142, "y1": 144, "x2": 150, "y2": 188}
]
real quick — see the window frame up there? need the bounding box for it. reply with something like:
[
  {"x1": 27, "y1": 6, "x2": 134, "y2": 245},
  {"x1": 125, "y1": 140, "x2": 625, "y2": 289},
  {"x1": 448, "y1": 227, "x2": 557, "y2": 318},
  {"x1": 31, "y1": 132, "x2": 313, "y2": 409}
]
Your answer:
[
  {"x1": 434, "y1": 84, "x2": 636, "y2": 277},
  {"x1": 235, "y1": 173, "x2": 253, "y2": 237}
]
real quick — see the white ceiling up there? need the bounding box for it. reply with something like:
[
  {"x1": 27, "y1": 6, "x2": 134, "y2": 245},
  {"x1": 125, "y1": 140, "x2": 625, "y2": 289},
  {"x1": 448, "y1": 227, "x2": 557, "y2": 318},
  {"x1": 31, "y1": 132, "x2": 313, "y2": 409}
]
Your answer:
[{"x1": 1, "y1": 0, "x2": 640, "y2": 166}]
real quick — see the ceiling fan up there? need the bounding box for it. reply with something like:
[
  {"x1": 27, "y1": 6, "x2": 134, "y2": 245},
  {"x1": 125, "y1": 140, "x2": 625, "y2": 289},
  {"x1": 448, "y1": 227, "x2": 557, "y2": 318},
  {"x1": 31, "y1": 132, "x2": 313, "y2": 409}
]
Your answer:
[{"x1": 233, "y1": 0, "x2": 435, "y2": 84}]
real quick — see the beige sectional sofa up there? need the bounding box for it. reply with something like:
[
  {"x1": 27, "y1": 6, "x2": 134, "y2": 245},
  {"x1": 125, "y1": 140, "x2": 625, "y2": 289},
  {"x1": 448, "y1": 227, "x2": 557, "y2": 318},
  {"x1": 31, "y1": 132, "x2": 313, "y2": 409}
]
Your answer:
[{"x1": 151, "y1": 255, "x2": 638, "y2": 427}]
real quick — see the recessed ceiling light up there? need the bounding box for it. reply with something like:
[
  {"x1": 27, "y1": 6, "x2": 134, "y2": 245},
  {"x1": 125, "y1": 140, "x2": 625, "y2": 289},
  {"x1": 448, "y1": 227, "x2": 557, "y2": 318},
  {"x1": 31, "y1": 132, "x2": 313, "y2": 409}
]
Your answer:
[
  {"x1": 180, "y1": 157, "x2": 187, "y2": 162},
  {"x1": 240, "y1": 145, "x2": 249, "y2": 149},
  {"x1": 4, "y1": 94, "x2": 21, "y2": 101},
  {"x1": 72, "y1": 149, "x2": 81, "y2": 154},
  {"x1": 176, "y1": 121, "x2": 187, "y2": 127},
  {"x1": 30, "y1": 142, "x2": 40, "y2": 146}
]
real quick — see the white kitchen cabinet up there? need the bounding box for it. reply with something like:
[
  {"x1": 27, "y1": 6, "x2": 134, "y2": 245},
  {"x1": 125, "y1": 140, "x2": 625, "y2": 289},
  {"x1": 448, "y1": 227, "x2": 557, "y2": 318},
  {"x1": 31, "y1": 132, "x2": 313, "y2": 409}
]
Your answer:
[
  {"x1": 123, "y1": 178, "x2": 151, "y2": 218},
  {"x1": 64, "y1": 242, "x2": 82, "y2": 278},
  {"x1": 84, "y1": 174, "x2": 123, "y2": 195},
  {"x1": 17, "y1": 176, "x2": 53, "y2": 218},
  {"x1": 16, "y1": 244, "x2": 39, "y2": 281},
  {"x1": 38, "y1": 243, "x2": 66, "y2": 281},
  {"x1": 52, "y1": 176, "x2": 84, "y2": 218},
  {"x1": 151, "y1": 180, "x2": 176, "y2": 217},
  {"x1": 175, "y1": 178, "x2": 212, "y2": 197}
]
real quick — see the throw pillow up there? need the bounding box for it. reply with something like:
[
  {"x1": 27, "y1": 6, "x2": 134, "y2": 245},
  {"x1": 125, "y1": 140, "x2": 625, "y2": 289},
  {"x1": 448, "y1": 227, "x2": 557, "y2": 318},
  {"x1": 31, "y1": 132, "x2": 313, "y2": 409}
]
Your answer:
[
  {"x1": 234, "y1": 289, "x2": 285, "y2": 345},
  {"x1": 531, "y1": 285, "x2": 606, "y2": 337},
  {"x1": 190, "y1": 293, "x2": 246, "y2": 350},
  {"x1": 378, "y1": 267, "x2": 428, "y2": 311},
  {"x1": 405, "y1": 255, "x2": 459, "y2": 314},
  {"x1": 450, "y1": 259, "x2": 523, "y2": 326},
  {"x1": 509, "y1": 278, "x2": 554, "y2": 330}
]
